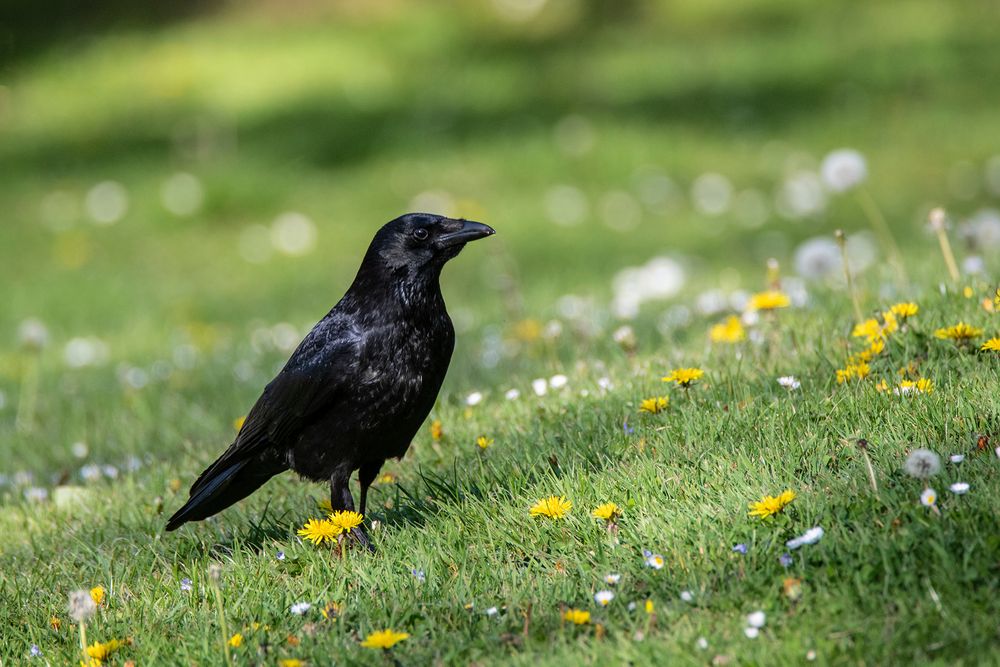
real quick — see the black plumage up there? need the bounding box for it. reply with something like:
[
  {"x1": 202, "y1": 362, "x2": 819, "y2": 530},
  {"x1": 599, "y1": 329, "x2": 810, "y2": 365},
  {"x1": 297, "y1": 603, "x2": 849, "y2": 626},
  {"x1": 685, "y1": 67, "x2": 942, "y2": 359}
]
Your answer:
[{"x1": 166, "y1": 213, "x2": 495, "y2": 546}]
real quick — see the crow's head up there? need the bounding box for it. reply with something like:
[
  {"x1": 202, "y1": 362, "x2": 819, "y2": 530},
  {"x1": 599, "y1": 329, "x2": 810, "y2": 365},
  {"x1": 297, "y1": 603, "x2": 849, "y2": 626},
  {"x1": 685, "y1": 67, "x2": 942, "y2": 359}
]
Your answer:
[{"x1": 369, "y1": 213, "x2": 495, "y2": 275}]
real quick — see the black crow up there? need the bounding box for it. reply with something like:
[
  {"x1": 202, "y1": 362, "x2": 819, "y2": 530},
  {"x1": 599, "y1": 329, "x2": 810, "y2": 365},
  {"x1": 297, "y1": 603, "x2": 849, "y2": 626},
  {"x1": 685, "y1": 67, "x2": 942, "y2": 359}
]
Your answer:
[{"x1": 166, "y1": 213, "x2": 495, "y2": 547}]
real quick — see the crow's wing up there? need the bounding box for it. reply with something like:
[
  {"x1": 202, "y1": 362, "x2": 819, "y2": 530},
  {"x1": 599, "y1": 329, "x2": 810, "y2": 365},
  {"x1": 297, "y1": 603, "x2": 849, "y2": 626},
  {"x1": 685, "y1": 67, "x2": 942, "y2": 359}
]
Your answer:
[{"x1": 188, "y1": 329, "x2": 359, "y2": 495}]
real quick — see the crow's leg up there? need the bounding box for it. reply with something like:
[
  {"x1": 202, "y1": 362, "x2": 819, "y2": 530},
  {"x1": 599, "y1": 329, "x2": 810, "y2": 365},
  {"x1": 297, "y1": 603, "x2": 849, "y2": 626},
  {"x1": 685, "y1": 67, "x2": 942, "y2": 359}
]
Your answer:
[
  {"x1": 330, "y1": 469, "x2": 373, "y2": 552},
  {"x1": 357, "y1": 460, "x2": 384, "y2": 518}
]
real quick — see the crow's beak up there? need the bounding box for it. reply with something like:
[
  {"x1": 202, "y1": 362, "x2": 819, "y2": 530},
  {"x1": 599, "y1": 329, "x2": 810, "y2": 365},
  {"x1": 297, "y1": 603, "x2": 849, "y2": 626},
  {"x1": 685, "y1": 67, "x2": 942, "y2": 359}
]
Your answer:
[{"x1": 438, "y1": 220, "x2": 496, "y2": 247}]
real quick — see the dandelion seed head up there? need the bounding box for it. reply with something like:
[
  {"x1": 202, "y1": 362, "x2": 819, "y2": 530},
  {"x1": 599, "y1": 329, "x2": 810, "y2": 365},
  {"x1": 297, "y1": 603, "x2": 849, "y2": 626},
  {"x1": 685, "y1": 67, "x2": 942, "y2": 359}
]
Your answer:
[
  {"x1": 68, "y1": 589, "x2": 97, "y2": 621},
  {"x1": 904, "y1": 449, "x2": 941, "y2": 479}
]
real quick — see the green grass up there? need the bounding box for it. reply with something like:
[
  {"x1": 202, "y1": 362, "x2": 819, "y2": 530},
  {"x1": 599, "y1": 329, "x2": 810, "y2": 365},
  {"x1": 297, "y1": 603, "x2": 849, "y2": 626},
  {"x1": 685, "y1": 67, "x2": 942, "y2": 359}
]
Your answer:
[{"x1": 2, "y1": 0, "x2": 1000, "y2": 664}]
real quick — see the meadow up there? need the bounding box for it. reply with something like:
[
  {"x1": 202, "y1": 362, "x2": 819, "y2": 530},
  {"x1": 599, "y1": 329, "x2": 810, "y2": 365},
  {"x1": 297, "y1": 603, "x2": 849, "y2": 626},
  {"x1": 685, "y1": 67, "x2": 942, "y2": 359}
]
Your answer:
[{"x1": 2, "y1": 1, "x2": 1000, "y2": 664}]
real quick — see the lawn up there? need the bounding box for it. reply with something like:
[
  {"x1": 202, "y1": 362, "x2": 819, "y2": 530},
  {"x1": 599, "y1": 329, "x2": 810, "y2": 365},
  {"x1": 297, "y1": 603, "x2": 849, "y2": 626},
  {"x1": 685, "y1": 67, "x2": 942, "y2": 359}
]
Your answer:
[{"x1": 2, "y1": 1, "x2": 1000, "y2": 664}]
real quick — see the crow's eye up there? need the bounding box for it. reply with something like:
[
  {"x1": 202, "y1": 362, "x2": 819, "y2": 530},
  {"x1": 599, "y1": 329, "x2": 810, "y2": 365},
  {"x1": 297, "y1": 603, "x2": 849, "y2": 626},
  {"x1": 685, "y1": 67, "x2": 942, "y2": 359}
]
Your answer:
[{"x1": 412, "y1": 228, "x2": 429, "y2": 241}]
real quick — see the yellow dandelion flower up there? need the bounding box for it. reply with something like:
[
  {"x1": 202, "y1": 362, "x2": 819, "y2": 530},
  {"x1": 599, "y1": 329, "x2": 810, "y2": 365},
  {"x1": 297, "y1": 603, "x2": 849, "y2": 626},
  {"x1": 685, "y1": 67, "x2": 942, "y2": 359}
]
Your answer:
[
  {"x1": 981, "y1": 337, "x2": 1000, "y2": 352},
  {"x1": 748, "y1": 489, "x2": 796, "y2": 519},
  {"x1": 50, "y1": 615, "x2": 61, "y2": 630},
  {"x1": 317, "y1": 497, "x2": 333, "y2": 513},
  {"x1": 749, "y1": 290, "x2": 791, "y2": 311},
  {"x1": 851, "y1": 318, "x2": 881, "y2": 341},
  {"x1": 233, "y1": 415, "x2": 246, "y2": 431},
  {"x1": 889, "y1": 302, "x2": 918, "y2": 319},
  {"x1": 934, "y1": 322, "x2": 984, "y2": 342},
  {"x1": 320, "y1": 601, "x2": 341, "y2": 620},
  {"x1": 278, "y1": 660, "x2": 305, "y2": 667},
  {"x1": 89, "y1": 586, "x2": 105, "y2": 606},
  {"x1": 896, "y1": 378, "x2": 934, "y2": 395},
  {"x1": 228, "y1": 633, "x2": 243, "y2": 648},
  {"x1": 850, "y1": 338, "x2": 885, "y2": 364},
  {"x1": 662, "y1": 368, "x2": 705, "y2": 388},
  {"x1": 644, "y1": 599, "x2": 655, "y2": 614},
  {"x1": 378, "y1": 472, "x2": 396, "y2": 484},
  {"x1": 563, "y1": 608, "x2": 591, "y2": 625},
  {"x1": 430, "y1": 419, "x2": 444, "y2": 441},
  {"x1": 529, "y1": 495, "x2": 572, "y2": 519},
  {"x1": 476, "y1": 436, "x2": 494, "y2": 450},
  {"x1": 328, "y1": 510, "x2": 364, "y2": 533},
  {"x1": 963, "y1": 286, "x2": 974, "y2": 299},
  {"x1": 297, "y1": 518, "x2": 339, "y2": 545},
  {"x1": 591, "y1": 503, "x2": 621, "y2": 522},
  {"x1": 511, "y1": 318, "x2": 542, "y2": 343},
  {"x1": 836, "y1": 362, "x2": 870, "y2": 383},
  {"x1": 360, "y1": 629, "x2": 410, "y2": 650},
  {"x1": 638, "y1": 396, "x2": 669, "y2": 414},
  {"x1": 86, "y1": 639, "x2": 125, "y2": 661},
  {"x1": 709, "y1": 315, "x2": 746, "y2": 343}
]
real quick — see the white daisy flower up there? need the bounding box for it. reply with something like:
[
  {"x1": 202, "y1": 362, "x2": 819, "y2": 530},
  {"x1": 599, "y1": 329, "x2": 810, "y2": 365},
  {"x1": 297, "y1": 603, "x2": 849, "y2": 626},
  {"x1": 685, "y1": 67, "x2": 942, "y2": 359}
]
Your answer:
[
  {"x1": 680, "y1": 590, "x2": 694, "y2": 602},
  {"x1": 531, "y1": 378, "x2": 548, "y2": 396},
  {"x1": 465, "y1": 391, "x2": 483, "y2": 406},
  {"x1": 949, "y1": 454, "x2": 965, "y2": 464},
  {"x1": 594, "y1": 590, "x2": 615, "y2": 606},
  {"x1": 549, "y1": 374, "x2": 568, "y2": 389},
  {"x1": 696, "y1": 637, "x2": 709, "y2": 650},
  {"x1": 746, "y1": 610, "x2": 766, "y2": 628},
  {"x1": 485, "y1": 606, "x2": 499, "y2": 616},
  {"x1": 777, "y1": 376, "x2": 801, "y2": 390},
  {"x1": 604, "y1": 573, "x2": 621, "y2": 585},
  {"x1": 644, "y1": 553, "x2": 665, "y2": 569},
  {"x1": 744, "y1": 626, "x2": 760, "y2": 639},
  {"x1": 504, "y1": 388, "x2": 520, "y2": 400},
  {"x1": 949, "y1": 482, "x2": 969, "y2": 495},
  {"x1": 920, "y1": 488, "x2": 937, "y2": 506},
  {"x1": 290, "y1": 602, "x2": 312, "y2": 615}
]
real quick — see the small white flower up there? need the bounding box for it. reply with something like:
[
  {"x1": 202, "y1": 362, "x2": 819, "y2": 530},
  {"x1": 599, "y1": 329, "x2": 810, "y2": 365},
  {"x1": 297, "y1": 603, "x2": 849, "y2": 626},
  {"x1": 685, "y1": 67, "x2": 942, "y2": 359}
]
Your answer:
[
  {"x1": 920, "y1": 488, "x2": 937, "y2": 506},
  {"x1": 806, "y1": 650, "x2": 817, "y2": 661},
  {"x1": 290, "y1": 602, "x2": 312, "y2": 615},
  {"x1": 949, "y1": 454, "x2": 965, "y2": 464},
  {"x1": 949, "y1": 482, "x2": 969, "y2": 495},
  {"x1": 594, "y1": 590, "x2": 615, "y2": 606},
  {"x1": 680, "y1": 590, "x2": 694, "y2": 602},
  {"x1": 820, "y1": 148, "x2": 868, "y2": 192},
  {"x1": 71, "y1": 442, "x2": 89, "y2": 459},
  {"x1": 696, "y1": 637, "x2": 709, "y2": 650},
  {"x1": 786, "y1": 526, "x2": 824, "y2": 550},
  {"x1": 744, "y1": 626, "x2": 760, "y2": 639},
  {"x1": 746, "y1": 610, "x2": 766, "y2": 628},
  {"x1": 627, "y1": 601, "x2": 637, "y2": 611},
  {"x1": 597, "y1": 377, "x2": 612, "y2": 391},
  {"x1": 23, "y1": 487, "x2": 48, "y2": 503},
  {"x1": 549, "y1": 374, "x2": 568, "y2": 389},
  {"x1": 531, "y1": 378, "x2": 548, "y2": 396},
  {"x1": 485, "y1": 606, "x2": 499, "y2": 616},
  {"x1": 465, "y1": 391, "x2": 483, "y2": 406},
  {"x1": 644, "y1": 553, "x2": 665, "y2": 569},
  {"x1": 504, "y1": 388, "x2": 520, "y2": 400},
  {"x1": 604, "y1": 573, "x2": 621, "y2": 585},
  {"x1": 777, "y1": 376, "x2": 801, "y2": 390},
  {"x1": 904, "y1": 449, "x2": 941, "y2": 478},
  {"x1": 101, "y1": 465, "x2": 119, "y2": 479},
  {"x1": 80, "y1": 464, "x2": 102, "y2": 483},
  {"x1": 995, "y1": 445, "x2": 1000, "y2": 459}
]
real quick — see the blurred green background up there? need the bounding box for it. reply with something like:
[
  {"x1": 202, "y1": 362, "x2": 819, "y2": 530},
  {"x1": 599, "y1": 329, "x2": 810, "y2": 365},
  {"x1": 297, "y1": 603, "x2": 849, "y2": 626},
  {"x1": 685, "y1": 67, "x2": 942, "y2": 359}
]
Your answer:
[{"x1": 2, "y1": 0, "x2": 999, "y2": 470}]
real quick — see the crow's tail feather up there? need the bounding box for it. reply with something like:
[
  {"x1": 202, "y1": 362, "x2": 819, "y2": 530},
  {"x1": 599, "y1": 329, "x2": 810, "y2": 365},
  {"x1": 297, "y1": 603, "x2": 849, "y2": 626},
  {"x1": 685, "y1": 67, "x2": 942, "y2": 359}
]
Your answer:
[{"x1": 165, "y1": 459, "x2": 282, "y2": 531}]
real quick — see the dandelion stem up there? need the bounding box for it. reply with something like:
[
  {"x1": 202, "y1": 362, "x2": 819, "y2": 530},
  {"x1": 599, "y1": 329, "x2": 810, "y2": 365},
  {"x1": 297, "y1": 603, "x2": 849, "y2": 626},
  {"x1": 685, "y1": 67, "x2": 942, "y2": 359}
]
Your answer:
[
  {"x1": 856, "y1": 187, "x2": 908, "y2": 287},
  {"x1": 857, "y1": 442, "x2": 879, "y2": 496},
  {"x1": 835, "y1": 230, "x2": 864, "y2": 324},
  {"x1": 930, "y1": 208, "x2": 961, "y2": 282},
  {"x1": 15, "y1": 353, "x2": 40, "y2": 433},
  {"x1": 211, "y1": 582, "x2": 233, "y2": 667},
  {"x1": 79, "y1": 619, "x2": 88, "y2": 665}
]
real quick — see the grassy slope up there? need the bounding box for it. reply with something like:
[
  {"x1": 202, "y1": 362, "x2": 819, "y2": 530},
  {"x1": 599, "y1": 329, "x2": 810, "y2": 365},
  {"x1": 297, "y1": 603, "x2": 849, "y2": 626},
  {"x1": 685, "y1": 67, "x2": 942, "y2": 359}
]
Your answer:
[{"x1": 2, "y1": 0, "x2": 1000, "y2": 664}]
